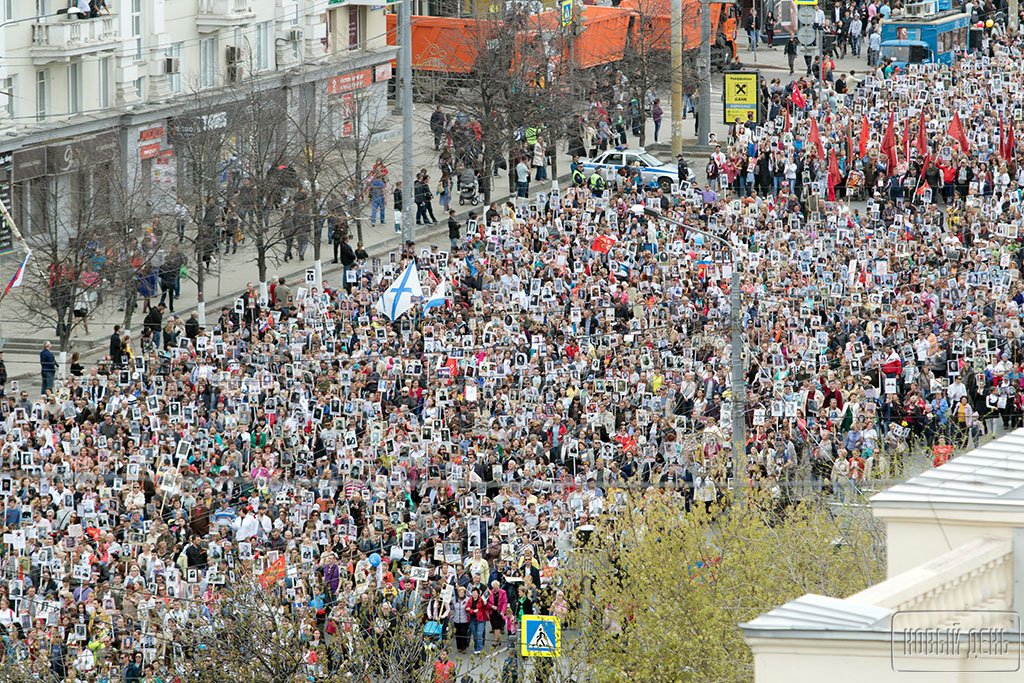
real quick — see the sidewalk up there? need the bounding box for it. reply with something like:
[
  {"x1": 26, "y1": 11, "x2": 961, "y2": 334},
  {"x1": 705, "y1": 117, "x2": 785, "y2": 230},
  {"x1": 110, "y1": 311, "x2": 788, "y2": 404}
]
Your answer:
[{"x1": 0, "y1": 104, "x2": 560, "y2": 389}]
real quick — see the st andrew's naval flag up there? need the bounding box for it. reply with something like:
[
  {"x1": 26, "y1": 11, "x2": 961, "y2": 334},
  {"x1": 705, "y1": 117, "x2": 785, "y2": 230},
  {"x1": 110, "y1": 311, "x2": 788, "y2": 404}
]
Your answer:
[{"x1": 375, "y1": 261, "x2": 423, "y2": 321}]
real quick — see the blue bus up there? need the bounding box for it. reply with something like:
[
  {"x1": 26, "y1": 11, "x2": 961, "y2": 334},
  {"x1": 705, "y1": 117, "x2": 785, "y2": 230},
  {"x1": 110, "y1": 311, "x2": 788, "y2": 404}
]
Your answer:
[{"x1": 879, "y1": 10, "x2": 970, "y2": 67}]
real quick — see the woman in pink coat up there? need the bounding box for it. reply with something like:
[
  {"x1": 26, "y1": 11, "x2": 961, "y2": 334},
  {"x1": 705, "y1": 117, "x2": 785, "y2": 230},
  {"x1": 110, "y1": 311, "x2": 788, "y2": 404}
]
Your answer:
[{"x1": 485, "y1": 580, "x2": 509, "y2": 649}]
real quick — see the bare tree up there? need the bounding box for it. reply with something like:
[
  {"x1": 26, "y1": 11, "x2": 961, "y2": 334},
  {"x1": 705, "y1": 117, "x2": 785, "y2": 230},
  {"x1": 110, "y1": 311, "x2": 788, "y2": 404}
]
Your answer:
[
  {"x1": 15, "y1": 164, "x2": 147, "y2": 352},
  {"x1": 168, "y1": 82, "x2": 234, "y2": 327},
  {"x1": 284, "y1": 67, "x2": 398, "y2": 289}
]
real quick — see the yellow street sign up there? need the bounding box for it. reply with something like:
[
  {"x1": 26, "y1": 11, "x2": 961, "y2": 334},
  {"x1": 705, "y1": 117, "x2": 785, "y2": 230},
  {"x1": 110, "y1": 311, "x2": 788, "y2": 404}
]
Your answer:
[{"x1": 723, "y1": 71, "x2": 759, "y2": 125}]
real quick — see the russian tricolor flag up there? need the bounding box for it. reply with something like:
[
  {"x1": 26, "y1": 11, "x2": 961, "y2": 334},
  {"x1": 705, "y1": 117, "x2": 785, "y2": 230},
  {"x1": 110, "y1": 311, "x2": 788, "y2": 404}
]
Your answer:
[{"x1": 2, "y1": 250, "x2": 30, "y2": 301}]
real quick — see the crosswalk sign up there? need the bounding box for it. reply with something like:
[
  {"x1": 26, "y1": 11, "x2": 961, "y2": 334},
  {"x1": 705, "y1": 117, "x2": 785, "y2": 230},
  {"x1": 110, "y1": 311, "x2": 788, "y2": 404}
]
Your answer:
[
  {"x1": 521, "y1": 615, "x2": 561, "y2": 657},
  {"x1": 560, "y1": 0, "x2": 573, "y2": 27}
]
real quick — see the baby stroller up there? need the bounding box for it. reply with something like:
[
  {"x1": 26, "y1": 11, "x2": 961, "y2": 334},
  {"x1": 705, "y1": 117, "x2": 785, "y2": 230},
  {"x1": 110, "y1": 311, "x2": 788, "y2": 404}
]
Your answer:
[{"x1": 457, "y1": 167, "x2": 480, "y2": 206}]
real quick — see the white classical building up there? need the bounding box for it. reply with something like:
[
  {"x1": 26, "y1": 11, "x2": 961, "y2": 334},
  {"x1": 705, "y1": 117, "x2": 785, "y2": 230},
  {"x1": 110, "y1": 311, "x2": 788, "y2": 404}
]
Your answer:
[
  {"x1": 742, "y1": 430, "x2": 1024, "y2": 681},
  {"x1": 0, "y1": 0, "x2": 397, "y2": 247}
]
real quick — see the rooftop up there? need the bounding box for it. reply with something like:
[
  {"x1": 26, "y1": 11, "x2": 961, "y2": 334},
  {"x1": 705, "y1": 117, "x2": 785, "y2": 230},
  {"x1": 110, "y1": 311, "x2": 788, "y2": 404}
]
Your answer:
[{"x1": 871, "y1": 428, "x2": 1024, "y2": 507}]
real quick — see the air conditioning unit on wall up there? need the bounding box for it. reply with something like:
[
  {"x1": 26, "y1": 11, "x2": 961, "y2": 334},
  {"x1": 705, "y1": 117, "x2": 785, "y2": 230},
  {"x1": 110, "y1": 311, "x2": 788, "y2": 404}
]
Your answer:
[{"x1": 226, "y1": 45, "x2": 245, "y2": 63}]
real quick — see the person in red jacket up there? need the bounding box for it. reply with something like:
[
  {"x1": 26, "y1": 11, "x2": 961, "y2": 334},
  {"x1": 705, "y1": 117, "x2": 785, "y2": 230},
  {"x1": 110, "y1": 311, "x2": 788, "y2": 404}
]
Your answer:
[
  {"x1": 432, "y1": 650, "x2": 455, "y2": 683},
  {"x1": 485, "y1": 580, "x2": 509, "y2": 649},
  {"x1": 465, "y1": 586, "x2": 491, "y2": 654}
]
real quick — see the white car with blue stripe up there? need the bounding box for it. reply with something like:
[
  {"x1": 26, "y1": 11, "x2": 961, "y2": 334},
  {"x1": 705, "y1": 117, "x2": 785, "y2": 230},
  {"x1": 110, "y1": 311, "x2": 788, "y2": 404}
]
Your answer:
[{"x1": 579, "y1": 148, "x2": 687, "y2": 192}]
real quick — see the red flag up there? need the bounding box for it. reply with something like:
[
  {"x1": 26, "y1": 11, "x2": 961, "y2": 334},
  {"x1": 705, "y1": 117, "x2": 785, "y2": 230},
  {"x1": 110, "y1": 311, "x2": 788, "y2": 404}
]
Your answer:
[
  {"x1": 808, "y1": 118, "x2": 825, "y2": 159},
  {"x1": 258, "y1": 556, "x2": 287, "y2": 589},
  {"x1": 902, "y1": 117, "x2": 912, "y2": 162},
  {"x1": 791, "y1": 86, "x2": 807, "y2": 110},
  {"x1": 919, "y1": 153, "x2": 931, "y2": 182},
  {"x1": 948, "y1": 112, "x2": 969, "y2": 153},
  {"x1": 1000, "y1": 117, "x2": 1006, "y2": 161},
  {"x1": 846, "y1": 122, "x2": 853, "y2": 164},
  {"x1": 915, "y1": 111, "x2": 928, "y2": 157},
  {"x1": 858, "y1": 114, "x2": 869, "y2": 158},
  {"x1": 827, "y1": 149, "x2": 841, "y2": 202},
  {"x1": 881, "y1": 112, "x2": 898, "y2": 175},
  {"x1": 1007, "y1": 123, "x2": 1016, "y2": 163},
  {"x1": 783, "y1": 107, "x2": 791, "y2": 133},
  {"x1": 591, "y1": 234, "x2": 616, "y2": 254}
]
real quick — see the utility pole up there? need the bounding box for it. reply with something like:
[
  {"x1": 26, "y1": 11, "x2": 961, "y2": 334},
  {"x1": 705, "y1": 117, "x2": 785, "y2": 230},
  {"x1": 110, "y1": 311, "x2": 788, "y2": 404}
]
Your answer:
[
  {"x1": 1011, "y1": 0, "x2": 1019, "y2": 33},
  {"x1": 729, "y1": 257, "x2": 745, "y2": 502},
  {"x1": 634, "y1": 205, "x2": 744, "y2": 503},
  {"x1": 816, "y1": 24, "x2": 824, "y2": 104},
  {"x1": 671, "y1": 0, "x2": 683, "y2": 155},
  {"x1": 697, "y1": 0, "x2": 712, "y2": 150},
  {"x1": 399, "y1": 0, "x2": 415, "y2": 245}
]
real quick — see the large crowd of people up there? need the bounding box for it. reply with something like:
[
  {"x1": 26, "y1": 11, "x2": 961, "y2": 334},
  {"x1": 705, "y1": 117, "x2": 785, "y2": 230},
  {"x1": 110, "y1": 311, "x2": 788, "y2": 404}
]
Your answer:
[{"x1": 2, "y1": 7, "x2": 1024, "y2": 683}]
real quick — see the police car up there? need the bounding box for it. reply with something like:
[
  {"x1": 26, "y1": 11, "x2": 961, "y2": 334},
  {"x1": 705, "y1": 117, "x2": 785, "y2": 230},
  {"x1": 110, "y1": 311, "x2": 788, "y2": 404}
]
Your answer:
[{"x1": 579, "y1": 147, "x2": 688, "y2": 193}]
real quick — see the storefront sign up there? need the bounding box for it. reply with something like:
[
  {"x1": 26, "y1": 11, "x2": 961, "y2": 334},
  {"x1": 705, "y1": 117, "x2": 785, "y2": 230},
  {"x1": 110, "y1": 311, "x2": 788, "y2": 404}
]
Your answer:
[
  {"x1": 47, "y1": 130, "x2": 119, "y2": 174},
  {"x1": 374, "y1": 62, "x2": 393, "y2": 82},
  {"x1": 139, "y1": 143, "x2": 162, "y2": 160},
  {"x1": 723, "y1": 71, "x2": 760, "y2": 125},
  {"x1": 11, "y1": 147, "x2": 47, "y2": 183},
  {"x1": 168, "y1": 111, "x2": 229, "y2": 145},
  {"x1": 327, "y1": 69, "x2": 371, "y2": 95},
  {"x1": 139, "y1": 126, "x2": 165, "y2": 142},
  {"x1": 340, "y1": 93, "x2": 356, "y2": 138},
  {"x1": 0, "y1": 153, "x2": 13, "y2": 254}
]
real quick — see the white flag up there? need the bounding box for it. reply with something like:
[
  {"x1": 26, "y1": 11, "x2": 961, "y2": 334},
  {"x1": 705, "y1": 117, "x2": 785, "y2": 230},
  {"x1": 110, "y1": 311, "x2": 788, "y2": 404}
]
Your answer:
[
  {"x1": 423, "y1": 277, "x2": 448, "y2": 312},
  {"x1": 375, "y1": 262, "x2": 422, "y2": 321}
]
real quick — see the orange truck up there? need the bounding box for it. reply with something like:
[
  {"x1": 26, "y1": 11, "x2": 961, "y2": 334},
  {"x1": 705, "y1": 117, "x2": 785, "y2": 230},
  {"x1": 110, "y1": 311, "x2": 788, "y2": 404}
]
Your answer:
[
  {"x1": 618, "y1": 0, "x2": 740, "y2": 70},
  {"x1": 386, "y1": 6, "x2": 632, "y2": 75},
  {"x1": 384, "y1": 1, "x2": 738, "y2": 81}
]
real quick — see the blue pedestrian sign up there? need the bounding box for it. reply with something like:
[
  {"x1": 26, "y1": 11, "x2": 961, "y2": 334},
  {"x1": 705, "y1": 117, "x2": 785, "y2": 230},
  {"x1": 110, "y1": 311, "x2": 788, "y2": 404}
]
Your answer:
[
  {"x1": 560, "y1": 0, "x2": 573, "y2": 27},
  {"x1": 521, "y1": 614, "x2": 561, "y2": 657}
]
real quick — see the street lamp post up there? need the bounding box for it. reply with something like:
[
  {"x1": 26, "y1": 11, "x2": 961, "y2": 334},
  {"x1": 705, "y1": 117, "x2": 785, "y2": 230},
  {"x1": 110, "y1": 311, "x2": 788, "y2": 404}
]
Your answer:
[{"x1": 633, "y1": 205, "x2": 745, "y2": 502}]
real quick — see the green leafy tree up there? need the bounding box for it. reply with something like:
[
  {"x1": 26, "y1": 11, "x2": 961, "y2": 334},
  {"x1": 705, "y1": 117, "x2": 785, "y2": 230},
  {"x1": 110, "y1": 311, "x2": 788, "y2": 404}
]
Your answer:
[{"x1": 563, "y1": 490, "x2": 885, "y2": 683}]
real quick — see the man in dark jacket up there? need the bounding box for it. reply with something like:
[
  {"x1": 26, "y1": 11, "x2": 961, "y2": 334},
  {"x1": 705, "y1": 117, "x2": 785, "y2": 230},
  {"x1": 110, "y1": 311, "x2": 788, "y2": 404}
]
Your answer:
[
  {"x1": 158, "y1": 259, "x2": 178, "y2": 312},
  {"x1": 40, "y1": 341, "x2": 56, "y2": 394},
  {"x1": 429, "y1": 105, "x2": 446, "y2": 150},
  {"x1": 339, "y1": 236, "x2": 356, "y2": 292},
  {"x1": 144, "y1": 304, "x2": 165, "y2": 348},
  {"x1": 331, "y1": 217, "x2": 347, "y2": 264},
  {"x1": 109, "y1": 325, "x2": 123, "y2": 365},
  {"x1": 185, "y1": 312, "x2": 200, "y2": 341},
  {"x1": 447, "y1": 210, "x2": 461, "y2": 249}
]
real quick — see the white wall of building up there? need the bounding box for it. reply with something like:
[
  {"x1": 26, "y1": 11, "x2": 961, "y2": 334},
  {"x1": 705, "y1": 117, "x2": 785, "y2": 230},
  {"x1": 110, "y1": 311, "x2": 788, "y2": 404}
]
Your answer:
[
  {"x1": 0, "y1": 0, "x2": 391, "y2": 125},
  {"x1": 0, "y1": 0, "x2": 397, "y2": 238}
]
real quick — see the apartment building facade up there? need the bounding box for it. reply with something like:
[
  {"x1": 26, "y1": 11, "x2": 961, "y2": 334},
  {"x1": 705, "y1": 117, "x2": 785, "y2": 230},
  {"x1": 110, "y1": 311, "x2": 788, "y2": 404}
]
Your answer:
[{"x1": 0, "y1": 0, "x2": 398, "y2": 247}]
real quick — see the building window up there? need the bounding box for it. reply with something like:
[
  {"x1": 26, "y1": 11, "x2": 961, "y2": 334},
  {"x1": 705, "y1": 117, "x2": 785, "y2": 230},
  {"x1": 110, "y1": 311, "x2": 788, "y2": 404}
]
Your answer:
[
  {"x1": 200, "y1": 37, "x2": 218, "y2": 88},
  {"x1": 4, "y1": 0, "x2": 14, "y2": 23},
  {"x1": 35, "y1": 70, "x2": 46, "y2": 122},
  {"x1": 68, "y1": 62, "x2": 81, "y2": 114},
  {"x1": 132, "y1": 0, "x2": 143, "y2": 61},
  {"x1": 135, "y1": 77, "x2": 144, "y2": 101},
  {"x1": 256, "y1": 21, "x2": 271, "y2": 71},
  {"x1": 34, "y1": 0, "x2": 45, "y2": 19},
  {"x1": 168, "y1": 42, "x2": 182, "y2": 94},
  {"x1": 348, "y1": 7, "x2": 364, "y2": 50},
  {"x1": 98, "y1": 57, "x2": 110, "y2": 108},
  {"x1": 3, "y1": 76, "x2": 14, "y2": 119}
]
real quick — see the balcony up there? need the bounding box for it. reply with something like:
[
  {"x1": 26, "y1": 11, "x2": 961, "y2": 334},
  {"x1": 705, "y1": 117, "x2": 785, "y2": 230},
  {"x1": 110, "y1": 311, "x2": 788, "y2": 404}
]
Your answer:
[
  {"x1": 197, "y1": 0, "x2": 257, "y2": 32},
  {"x1": 30, "y1": 15, "x2": 120, "y2": 65}
]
